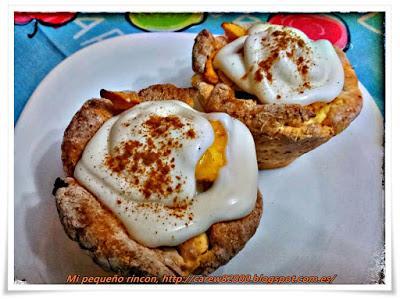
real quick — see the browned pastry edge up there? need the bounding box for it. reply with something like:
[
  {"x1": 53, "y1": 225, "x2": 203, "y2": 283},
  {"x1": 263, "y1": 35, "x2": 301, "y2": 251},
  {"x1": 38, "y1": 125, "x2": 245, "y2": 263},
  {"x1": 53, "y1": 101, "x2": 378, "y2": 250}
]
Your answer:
[
  {"x1": 192, "y1": 30, "x2": 216, "y2": 74},
  {"x1": 56, "y1": 83, "x2": 263, "y2": 277},
  {"x1": 191, "y1": 29, "x2": 363, "y2": 169}
]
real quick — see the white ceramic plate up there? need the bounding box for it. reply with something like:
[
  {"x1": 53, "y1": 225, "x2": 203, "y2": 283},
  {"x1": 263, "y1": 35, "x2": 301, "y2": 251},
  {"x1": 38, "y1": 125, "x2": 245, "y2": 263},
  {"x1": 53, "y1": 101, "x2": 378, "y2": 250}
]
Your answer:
[{"x1": 14, "y1": 33, "x2": 384, "y2": 284}]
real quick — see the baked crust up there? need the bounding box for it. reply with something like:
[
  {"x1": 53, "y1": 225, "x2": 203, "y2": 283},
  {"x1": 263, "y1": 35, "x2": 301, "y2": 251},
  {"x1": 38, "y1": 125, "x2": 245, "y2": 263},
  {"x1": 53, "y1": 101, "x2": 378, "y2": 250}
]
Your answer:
[
  {"x1": 55, "y1": 84, "x2": 263, "y2": 277},
  {"x1": 191, "y1": 29, "x2": 363, "y2": 169}
]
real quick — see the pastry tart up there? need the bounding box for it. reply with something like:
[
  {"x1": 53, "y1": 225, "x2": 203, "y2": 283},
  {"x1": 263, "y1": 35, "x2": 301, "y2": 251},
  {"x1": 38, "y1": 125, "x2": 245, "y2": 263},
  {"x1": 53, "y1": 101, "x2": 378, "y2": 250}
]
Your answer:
[{"x1": 53, "y1": 84, "x2": 262, "y2": 278}]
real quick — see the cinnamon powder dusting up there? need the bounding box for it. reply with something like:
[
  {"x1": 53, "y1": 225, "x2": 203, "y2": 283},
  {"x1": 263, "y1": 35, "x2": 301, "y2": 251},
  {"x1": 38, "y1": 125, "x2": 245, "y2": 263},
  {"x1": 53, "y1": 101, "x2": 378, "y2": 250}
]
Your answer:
[
  {"x1": 104, "y1": 114, "x2": 197, "y2": 209},
  {"x1": 256, "y1": 28, "x2": 312, "y2": 92}
]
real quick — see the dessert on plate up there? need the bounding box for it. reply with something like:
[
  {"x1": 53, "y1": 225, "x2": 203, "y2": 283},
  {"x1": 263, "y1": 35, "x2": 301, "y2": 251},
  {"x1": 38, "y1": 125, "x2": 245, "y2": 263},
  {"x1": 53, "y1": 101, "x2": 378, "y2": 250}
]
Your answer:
[
  {"x1": 192, "y1": 22, "x2": 363, "y2": 169},
  {"x1": 53, "y1": 84, "x2": 262, "y2": 278}
]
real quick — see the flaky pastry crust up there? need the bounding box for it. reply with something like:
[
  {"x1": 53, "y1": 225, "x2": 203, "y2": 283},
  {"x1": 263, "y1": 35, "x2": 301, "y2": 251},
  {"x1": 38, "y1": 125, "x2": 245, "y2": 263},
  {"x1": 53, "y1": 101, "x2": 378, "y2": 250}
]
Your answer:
[
  {"x1": 54, "y1": 84, "x2": 263, "y2": 278},
  {"x1": 191, "y1": 29, "x2": 363, "y2": 169}
]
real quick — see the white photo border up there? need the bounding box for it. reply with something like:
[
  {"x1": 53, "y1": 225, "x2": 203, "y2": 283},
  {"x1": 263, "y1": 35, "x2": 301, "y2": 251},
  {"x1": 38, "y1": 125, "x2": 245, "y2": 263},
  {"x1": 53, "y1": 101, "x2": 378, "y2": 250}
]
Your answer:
[{"x1": 6, "y1": 0, "x2": 393, "y2": 292}]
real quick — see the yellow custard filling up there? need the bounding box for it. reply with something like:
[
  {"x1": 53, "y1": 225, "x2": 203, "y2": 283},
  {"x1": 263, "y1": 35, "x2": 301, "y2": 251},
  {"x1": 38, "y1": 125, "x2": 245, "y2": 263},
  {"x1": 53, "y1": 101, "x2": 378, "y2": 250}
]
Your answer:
[
  {"x1": 305, "y1": 103, "x2": 331, "y2": 125},
  {"x1": 195, "y1": 120, "x2": 228, "y2": 181},
  {"x1": 178, "y1": 232, "x2": 210, "y2": 273}
]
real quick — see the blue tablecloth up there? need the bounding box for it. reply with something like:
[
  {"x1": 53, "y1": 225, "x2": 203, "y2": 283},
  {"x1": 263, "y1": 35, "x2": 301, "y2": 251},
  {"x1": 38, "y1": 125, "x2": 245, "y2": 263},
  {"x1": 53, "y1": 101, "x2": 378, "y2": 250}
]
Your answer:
[{"x1": 15, "y1": 12, "x2": 384, "y2": 124}]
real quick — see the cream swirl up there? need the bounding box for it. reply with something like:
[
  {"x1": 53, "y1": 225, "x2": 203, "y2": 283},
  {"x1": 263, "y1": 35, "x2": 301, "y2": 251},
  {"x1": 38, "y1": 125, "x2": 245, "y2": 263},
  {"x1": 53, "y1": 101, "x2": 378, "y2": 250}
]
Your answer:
[
  {"x1": 214, "y1": 23, "x2": 344, "y2": 105},
  {"x1": 74, "y1": 100, "x2": 258, "y2": 248}
]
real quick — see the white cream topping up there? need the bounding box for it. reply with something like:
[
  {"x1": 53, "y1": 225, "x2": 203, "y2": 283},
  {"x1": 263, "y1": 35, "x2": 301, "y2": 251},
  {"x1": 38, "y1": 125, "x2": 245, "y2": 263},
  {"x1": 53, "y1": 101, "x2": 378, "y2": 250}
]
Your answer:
[
  {"x1": 74, "y1": 100, "x2": 258, "y2": 248},
  {"x1": 214, "y1": 23, "x2": 344, "y2": 105}
]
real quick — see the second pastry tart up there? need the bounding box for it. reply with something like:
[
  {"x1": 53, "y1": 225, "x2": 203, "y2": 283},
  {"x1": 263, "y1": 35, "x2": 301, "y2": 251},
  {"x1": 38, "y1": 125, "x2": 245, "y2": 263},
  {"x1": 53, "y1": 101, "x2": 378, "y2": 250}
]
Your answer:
[{"x1": 192, "y1": 22, "x2": 363, "y2": 169}]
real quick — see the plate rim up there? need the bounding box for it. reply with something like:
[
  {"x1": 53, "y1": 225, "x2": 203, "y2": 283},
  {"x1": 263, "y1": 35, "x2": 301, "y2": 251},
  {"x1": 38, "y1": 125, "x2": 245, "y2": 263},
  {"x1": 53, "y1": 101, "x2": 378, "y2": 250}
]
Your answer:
[{"x1": 15, "y1": 32, "x2": 198, "y2": 130}]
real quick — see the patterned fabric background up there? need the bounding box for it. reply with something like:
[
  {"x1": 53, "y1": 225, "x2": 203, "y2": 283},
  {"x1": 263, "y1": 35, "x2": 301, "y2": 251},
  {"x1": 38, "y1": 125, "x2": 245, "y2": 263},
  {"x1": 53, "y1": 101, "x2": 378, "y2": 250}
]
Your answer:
[{"x1": 14, "y1": 12, "x2": 384, "y2": 123}]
